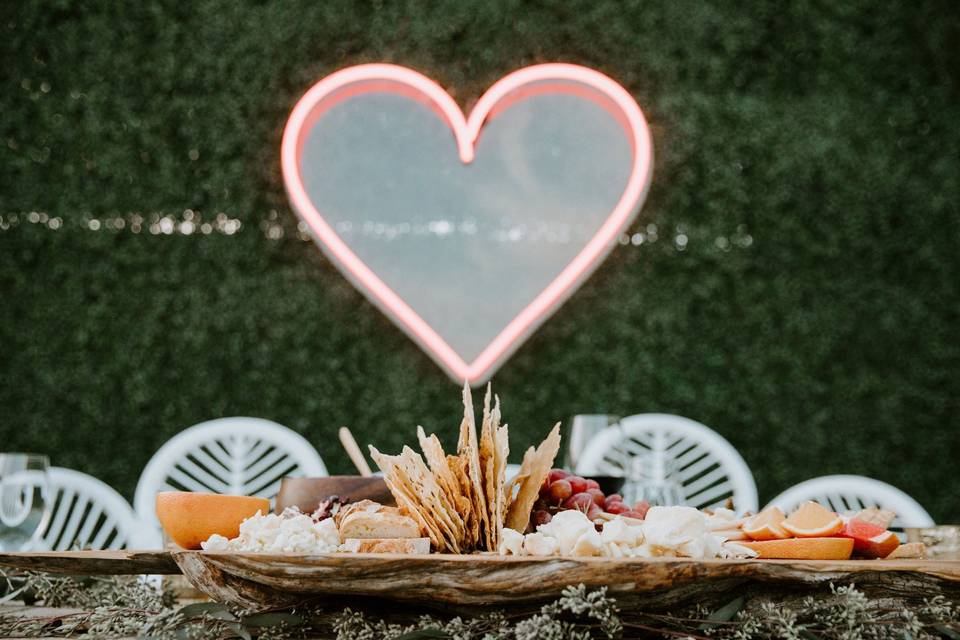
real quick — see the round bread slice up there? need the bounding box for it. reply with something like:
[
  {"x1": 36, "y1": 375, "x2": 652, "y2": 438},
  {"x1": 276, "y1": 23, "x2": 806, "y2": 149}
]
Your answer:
[{"x1": 338, "y1": 504, "x2": 421, "y2": 540}]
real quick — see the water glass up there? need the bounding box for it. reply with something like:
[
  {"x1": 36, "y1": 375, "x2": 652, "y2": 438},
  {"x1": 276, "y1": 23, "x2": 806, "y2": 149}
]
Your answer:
[{"x1": 0, "y1": 453, "x2": 51, "y2": 551}]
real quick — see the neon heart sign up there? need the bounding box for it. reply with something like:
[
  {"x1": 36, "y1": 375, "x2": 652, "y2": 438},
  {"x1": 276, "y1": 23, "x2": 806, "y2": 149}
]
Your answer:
[{"x1": 282, "y1": 64, "x2": 653, "y2": 385}]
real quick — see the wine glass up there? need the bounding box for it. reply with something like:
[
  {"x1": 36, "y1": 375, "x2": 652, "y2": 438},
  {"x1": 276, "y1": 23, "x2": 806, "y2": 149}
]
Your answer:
[
  {"x1": 564, "y1": 415, "x2": 621, "y2": 472},
  {"x1": 621, "y1": 453, "x2": 686, "y2": 507},
  {"x1": 0, "y1": 453, "x2": 51, "y2": 551}
]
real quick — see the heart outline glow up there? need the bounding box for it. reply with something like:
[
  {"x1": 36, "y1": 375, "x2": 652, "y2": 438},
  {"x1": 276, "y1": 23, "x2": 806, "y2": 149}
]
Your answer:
[{"x1": 281, "y1": 63, "x2": 653, "y2": 384}]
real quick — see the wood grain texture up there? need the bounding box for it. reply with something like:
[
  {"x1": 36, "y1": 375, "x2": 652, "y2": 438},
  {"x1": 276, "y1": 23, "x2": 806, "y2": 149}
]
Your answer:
[
  {"x1": 172, "y1": 551, "x2": 960, "y2": 611},
  {"x1": 0, "y1": 550, "x2": 180, "y2": 575},
  {"x1": 3, "y1": 549, "x2": 960, "y2": 618}
]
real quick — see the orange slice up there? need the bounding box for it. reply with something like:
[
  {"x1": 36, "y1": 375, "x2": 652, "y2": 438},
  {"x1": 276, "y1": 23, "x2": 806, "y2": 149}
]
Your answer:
[
  {"x1": 781, "y1": 501, "x2": 843, "y2": 538},
  {"x1": 741, "y1": 537, "x2": 854, "y2": 560},
  {"x1": 156, "y1": 491, "x2": 270, "y2": 550},
  {"x1": 743, "y1": 506, "x2": 789, "y2": 541}
]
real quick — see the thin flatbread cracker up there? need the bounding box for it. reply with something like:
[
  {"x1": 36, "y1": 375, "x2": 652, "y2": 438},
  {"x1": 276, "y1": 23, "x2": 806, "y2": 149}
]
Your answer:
[
  {"x1": 458, "y1": 381, "x2": 489, "y2": 550},
  {"x1": 417, "y1": 426, "x2": 468, "y2": 524},
  {"x1": 394, "y1": 446, "x2": 463, "y2": 552},
  {"x1": 504, "y1": 422, "x2": 561, "y2": 532},
  {"x1": 479, "y1": 384, "x2": 496, "y2": 549},
  {"x1": 370, "y1": 446, "x2": 462, "y2": 552},
  {"x1": 480, "y1": 392, "x2": 508, "y2": 549},
  {"x1": 369, "y1": 447, "x2": 438, "y2": 547},
  {"x1": 492, "y1": 407, "x2": 509, "y2": 545},
  {"x1": 448, "y1": 453, "x2": 476, "y2": 547}
]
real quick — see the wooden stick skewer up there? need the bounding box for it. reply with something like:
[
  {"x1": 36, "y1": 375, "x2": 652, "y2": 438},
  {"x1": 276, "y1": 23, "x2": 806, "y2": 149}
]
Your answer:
[{"x1": 338, "y1": 426, "x2": 373, "y2": 477}]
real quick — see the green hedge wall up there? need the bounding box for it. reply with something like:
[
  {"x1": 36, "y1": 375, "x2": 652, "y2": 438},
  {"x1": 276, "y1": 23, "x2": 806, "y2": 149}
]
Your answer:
[{"x1": 2, "y1": 1, "x2": 958, "y2": 520}]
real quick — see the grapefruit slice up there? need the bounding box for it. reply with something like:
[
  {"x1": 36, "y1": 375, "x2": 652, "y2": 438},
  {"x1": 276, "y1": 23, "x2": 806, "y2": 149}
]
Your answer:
[
  {"x1": 781, "y1": 501, "x2": 843, "y2": 538},
  {"x1": 840, "y1": 517, "x2": 886, "y2": 550},
  {"x1": 743, "y1": 506, "x2": 789, "y2": 541},
  {"x1": 156, "y1": 491, "x2": 270, "y2": 550},
  {"x1": 740, "y1": 537, "x2": 854, "y2": 560},
  {"x1": 859, "y1": 530, "x2": 900, "y2": 559}
]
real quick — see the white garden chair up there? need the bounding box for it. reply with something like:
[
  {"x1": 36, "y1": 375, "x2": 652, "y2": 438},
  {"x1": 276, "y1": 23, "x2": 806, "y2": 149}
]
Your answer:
[
  {"x1": 39, "y1": 467, "x2": 151, "y2": 550},
  {"x1": 574, "y1": 414, "x2": 758, "y2": 513},
  {"x1": 766, "y1": 474, "x2": 934, "y2": 531},
  {"x1": 134, "y1": 417, "x2": 327, "y2": 533}
]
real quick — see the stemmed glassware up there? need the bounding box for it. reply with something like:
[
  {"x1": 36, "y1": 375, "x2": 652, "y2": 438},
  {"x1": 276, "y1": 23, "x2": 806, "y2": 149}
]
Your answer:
[
  {"x1": 0, "y1": 453, "x2": 51, "y2": 551},
  {"x1": 566, "y1": 416, "x2": 686, "y2": 507},
  {"x1": 564, "y1": 415, "x2": 621, "y2": 472}
]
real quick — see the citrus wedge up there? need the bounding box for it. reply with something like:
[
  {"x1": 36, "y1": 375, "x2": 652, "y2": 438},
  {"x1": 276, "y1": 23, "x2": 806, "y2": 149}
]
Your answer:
[
  {"x1": 743, "y1": 506, "x2": 790, "y2": 541},
  {"x1": 781, "y1": 501, "x2": 843, "y2": 538},
  {"x1": 740, "y1": 537, "x2": 854, "y2": 560}
]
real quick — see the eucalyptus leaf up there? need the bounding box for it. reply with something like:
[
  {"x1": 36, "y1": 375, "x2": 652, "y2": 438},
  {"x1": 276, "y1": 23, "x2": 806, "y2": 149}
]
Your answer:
[
  {"x1": 177, "y1": 601, "x2": 236, "y2": 621},
  {"x1": 222, "y1": 620, "x2": 253, "y2": 639},
  {"x1": 936, "y1": 625, "x2": 960, "y2": 640},
  {"x1": 241, "y1": 612, "x2": 302, "y2": 627},
  {"x1": 698, "y1": 596, "x2": 744, "y2": 630}
]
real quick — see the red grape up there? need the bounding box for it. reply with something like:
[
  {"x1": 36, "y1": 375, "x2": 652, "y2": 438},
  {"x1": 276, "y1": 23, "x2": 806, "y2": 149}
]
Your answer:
[
  {"x1": 533, "y1": 510, "x2": 552, "y2": 527},
  {"x1": 633, "y1": 500, "x2": 651, "y2": 519},
  {"x1": 584, "y1": 478, "x2": 600, "y2": 491},
  {"x1": 562, "y1": 492, "x2": 595, "y2": 512},
  {"x1": 606, "y1": 493, "x2": 623, "y2": 503},
  {"x1": 533, "y1": 499, "x2": 549, "y2": 512},
  {"x1": 547, "y1": 469, "x2": 570, "y2": 484},
  {"x1": 605, "y1": 502, "x2": 628, "y2": 515},
  {"x1": 621, "y1": 510, "x2": 645, "y2": 519},
  {"x1": 568, "y1": 476, "x2": 589, "y2": 494},
  {"x1": 586, "y1": 488, "x2": 605, "y2": 506},
  {"x1": 548, "y1": 479, "x2": 573, "y2": 503},
  {"x1": 586, "y1": 504, "x2": 604, "y2": 521}
]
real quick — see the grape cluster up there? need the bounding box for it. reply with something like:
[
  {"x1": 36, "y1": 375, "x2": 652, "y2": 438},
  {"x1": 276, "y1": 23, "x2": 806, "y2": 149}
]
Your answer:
[{"x1": 531, "y1": 469, "x2": 650, "y2": 529}]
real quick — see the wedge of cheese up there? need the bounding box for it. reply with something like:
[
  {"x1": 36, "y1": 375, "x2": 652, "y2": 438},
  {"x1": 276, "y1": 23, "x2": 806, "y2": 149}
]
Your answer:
[
  {"x1": 340, "y1": 537, "x2": 431, "y2": 554},
  {"x1": 335, "y1": 500, "x2": 422, "y2": 540}
]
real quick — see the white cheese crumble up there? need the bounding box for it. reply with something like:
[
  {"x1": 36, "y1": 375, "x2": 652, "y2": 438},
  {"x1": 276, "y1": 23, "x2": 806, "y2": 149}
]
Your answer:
[
  {"x1": 201, "y1": 509, "x2": 340, "y2": 553},
  {"x1": 497, "y1": 507, "x2": 757, "y2": 559}
]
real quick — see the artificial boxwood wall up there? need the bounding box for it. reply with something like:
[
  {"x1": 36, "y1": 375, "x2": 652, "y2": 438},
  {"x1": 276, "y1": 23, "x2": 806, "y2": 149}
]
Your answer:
[{"x1": 2, "y1": 1, "x2": 958, "y2": 520}]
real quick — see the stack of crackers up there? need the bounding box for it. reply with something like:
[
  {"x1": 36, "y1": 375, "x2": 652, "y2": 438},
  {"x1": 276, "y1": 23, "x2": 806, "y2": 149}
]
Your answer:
[{"x1": 369, "y1": 383, "x2": 561, "y2": 553}]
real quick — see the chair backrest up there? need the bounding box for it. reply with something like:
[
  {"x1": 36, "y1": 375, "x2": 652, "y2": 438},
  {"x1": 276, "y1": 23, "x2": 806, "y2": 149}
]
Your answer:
[
  {"x1": 134, "y1": 417, "x2": 327, "y2": 529},
  {"x1": 766, "y1": 475, "x2": 934, "y2": 530},
  {"x1": 41, "y1": 467, "x2": 148, "y2": 550},
  {"x1": 575, "y1": 413, "x2": 758, "y2": 513}
]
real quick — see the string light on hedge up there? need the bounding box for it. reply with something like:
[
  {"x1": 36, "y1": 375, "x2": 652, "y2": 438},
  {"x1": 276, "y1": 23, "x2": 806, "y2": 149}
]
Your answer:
[{"x1": 0, "y1": 211, "x2": 753, "y2": 253}]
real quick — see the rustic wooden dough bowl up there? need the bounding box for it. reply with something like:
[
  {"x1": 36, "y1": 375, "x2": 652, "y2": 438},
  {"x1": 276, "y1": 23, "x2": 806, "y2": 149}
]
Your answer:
[
  {"x1": 171, "y1": 552, "x2": 960, "y2": 613},
  {"x1": 3, "y1": 550, "x2": 960, "y2": 620}
]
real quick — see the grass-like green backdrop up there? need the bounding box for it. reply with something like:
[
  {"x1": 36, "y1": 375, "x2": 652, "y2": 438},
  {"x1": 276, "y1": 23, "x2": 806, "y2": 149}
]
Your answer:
[{"x1": 2, "y1": 1, "x2": 958, "y2": 520}]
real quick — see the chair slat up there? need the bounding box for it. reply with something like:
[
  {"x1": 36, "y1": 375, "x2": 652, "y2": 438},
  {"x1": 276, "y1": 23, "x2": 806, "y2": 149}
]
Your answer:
[
  {"x1": 75, "y1": 504, "x2": 104, "y2": 548},
  {"x1": 43, "y1": 489, "x2": 73, "y2": 550},
  {"x1": 243, "y1": 448, "x2": 288, "y2": 484},
  {"x1": 91, "y1": 516, "x2": 117, "y2": 550},
  {"x1": 677, "y1": 455, "x2": 719, "y2": 483},
  {"x1": 684, "y1": 467, "x2": 729, "y2": 501},
  {"x1": 167, "y1": 466, "x2": 216, "y2": 493},
  {"x1": 176, "y1": 456, "x2": 230, "y2": 494},
  {"x1": 242, "y1": 440, "x2": 273, "y2": 469},
  {"x1": 674, "y1": 446, "x2": 709, "y2": 471},
  {"x1": 695, "y1": 486, "x2": 736, "y2": 509},
  {"x1": 58, "y1": 496, "x2": 90, "y2": 551},
  {"x1": 247, "y1": 460, "x2": 298, "y2": 497},
  {"x1": 192, "y1": 445, "x2": 232, "y2": 478}
]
